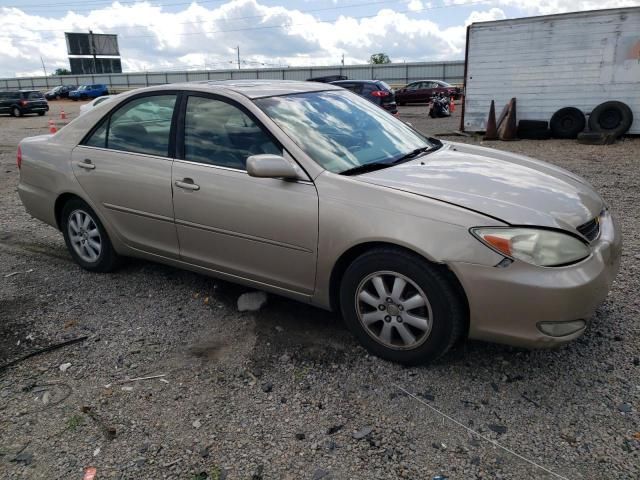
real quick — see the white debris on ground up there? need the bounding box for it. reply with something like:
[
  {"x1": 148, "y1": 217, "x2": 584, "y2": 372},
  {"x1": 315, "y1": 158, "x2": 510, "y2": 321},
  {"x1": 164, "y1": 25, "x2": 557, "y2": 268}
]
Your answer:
[
  {"x1": 59, "y1": 362, "x2": 72, "y2": 372},
  {"x1": 237, "y1": 291, "x2": 268, "y2": 312}
]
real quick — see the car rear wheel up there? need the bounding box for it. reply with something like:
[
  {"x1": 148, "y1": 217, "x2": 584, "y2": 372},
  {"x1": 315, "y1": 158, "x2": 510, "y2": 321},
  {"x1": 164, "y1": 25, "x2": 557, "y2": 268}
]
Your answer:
[
  {"x1": 340, "y1": 248, "x2": 465, "y2": 365},
  {"x1": 38, "y1": 112, "x2": 45, "y2": 116},
  {"x1": 11, "y1": 107, "x2": 21, "y2": 117},
  {"x1": 61, "y1": 198, "x2": 120, "y2": 272}
]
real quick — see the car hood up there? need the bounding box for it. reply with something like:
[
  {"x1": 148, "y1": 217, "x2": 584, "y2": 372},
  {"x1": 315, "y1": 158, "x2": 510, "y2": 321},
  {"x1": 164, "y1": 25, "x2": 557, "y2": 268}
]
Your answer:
[{"x1": 358, "y1": 142, "x2": 603, "y2": 230}]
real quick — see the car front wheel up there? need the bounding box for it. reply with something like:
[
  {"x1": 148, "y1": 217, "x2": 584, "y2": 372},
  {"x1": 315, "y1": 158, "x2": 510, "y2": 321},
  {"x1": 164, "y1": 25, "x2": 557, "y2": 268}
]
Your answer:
[
  {"x1": 61, "y1": 198, "x2": 120, "y2": 272},
  {"x1": 11, "y1": 107, "x2": 22, "y2": 117},
  {"x1": 340, "y1": 248, "x2": 465, "y2": 365}
]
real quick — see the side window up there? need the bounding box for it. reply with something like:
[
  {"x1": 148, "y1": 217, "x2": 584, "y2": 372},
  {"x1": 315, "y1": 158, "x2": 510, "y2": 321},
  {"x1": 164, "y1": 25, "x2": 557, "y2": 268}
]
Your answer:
[
  {"x1": 362, "y1": 84, "x2": 377, "y2": 95},
  {"x1": 343, "y1": 83, "x2": 363, "y2": 95},
  {"x1": 407, "y1": 83, "x2": 420, "y2": 91},
  {"x1": 183, "y1": 96, "x2": 280, "y2": 170},
  {"x1": 85, "y1": 121, "x2": 108, "y2": 148},
  {"x1": 107, "y1": 95, "x2": 176, "y2": 157}
]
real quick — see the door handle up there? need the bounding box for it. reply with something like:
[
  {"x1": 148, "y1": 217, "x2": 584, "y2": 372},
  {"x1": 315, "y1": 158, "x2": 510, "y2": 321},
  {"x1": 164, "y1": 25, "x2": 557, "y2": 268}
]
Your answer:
[
  {"x1": 77, "y1": 159, "x2": 95, "y2": 170},
  {"x1": 175, "y1": 179, "x2": 200, "y2": 191}
]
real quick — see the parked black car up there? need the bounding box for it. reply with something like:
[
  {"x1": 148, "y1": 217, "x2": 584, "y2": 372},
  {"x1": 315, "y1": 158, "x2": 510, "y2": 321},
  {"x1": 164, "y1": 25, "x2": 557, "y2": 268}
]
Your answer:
[
  {"x1": 307, "y1": 75, "x2": 348, "y2": 83},
  {"x1": 0, "y1": 90, "x2": 49, "y2": 117},
  {"x1": 330, "y1": 80, "x2": 398, "y2": 114},
  {"x1": 45, "y1": 85, "x2": 77, "y2": 100}
]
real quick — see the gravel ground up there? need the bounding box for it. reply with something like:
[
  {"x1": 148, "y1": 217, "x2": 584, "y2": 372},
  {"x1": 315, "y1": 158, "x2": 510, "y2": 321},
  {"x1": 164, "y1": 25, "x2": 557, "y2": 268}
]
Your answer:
[{"x1": 0, "y1": 100, "x2": 638, "y2": 480}]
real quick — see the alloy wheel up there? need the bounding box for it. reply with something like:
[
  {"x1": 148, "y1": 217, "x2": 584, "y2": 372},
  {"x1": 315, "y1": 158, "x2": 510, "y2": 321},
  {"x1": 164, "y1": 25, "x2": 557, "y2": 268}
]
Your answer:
[
  {"x1": 67, "y1": 209, "x2": 102, "y2": 263},
  {"x1": 355, "y1": 271, "x2": 433, "y2": 350}
]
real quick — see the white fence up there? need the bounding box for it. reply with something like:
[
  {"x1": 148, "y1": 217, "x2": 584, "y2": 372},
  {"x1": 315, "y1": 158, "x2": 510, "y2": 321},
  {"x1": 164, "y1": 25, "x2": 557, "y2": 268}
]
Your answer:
[{"x1": 0, "y1": 61, "x2": 464, "y2": 92}]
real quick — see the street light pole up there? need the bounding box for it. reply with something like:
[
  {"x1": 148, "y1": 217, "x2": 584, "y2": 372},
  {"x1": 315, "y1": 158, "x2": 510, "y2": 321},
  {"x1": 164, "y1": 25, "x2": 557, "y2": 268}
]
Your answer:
[{"x1": 236, "y1": 46, "x2": 241, "y2": 70}]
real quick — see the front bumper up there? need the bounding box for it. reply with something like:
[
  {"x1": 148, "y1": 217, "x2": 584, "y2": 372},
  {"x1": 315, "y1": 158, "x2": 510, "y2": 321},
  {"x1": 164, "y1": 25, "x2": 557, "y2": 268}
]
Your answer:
[{"x1": 449, "y1": 211, "x2": 622, "y2": 348}]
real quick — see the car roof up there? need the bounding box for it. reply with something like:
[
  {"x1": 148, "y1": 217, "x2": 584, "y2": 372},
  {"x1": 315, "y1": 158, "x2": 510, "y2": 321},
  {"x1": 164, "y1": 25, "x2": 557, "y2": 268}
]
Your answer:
[
  {"x1": 183, "y1": 80, "x2": 342, "y2": 99},
  {"x1": 331, "y1": 80, "x2": 379, "y2": 85}
]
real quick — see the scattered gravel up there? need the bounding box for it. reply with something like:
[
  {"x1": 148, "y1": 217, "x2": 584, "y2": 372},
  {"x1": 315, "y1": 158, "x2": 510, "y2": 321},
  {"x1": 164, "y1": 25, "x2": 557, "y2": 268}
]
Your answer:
[{"x1": 0, "y1": 101, "x2": 638, "y2": 479}]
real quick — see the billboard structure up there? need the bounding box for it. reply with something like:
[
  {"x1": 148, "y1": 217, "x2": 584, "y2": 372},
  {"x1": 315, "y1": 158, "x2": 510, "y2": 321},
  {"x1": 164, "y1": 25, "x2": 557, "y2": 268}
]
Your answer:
[{"x1": 66, "y1": 32, "x2": 122, "y2": 74}]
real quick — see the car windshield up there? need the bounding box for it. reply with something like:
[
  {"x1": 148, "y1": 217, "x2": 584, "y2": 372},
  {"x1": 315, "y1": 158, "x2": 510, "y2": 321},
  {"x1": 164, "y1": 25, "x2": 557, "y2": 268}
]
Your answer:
[
  {"x1": 78, "y1": 86, "x2": 88, "y2": 90},
  {"x1": 255, "y1": 90, "x2": 435, "y2": 174}
]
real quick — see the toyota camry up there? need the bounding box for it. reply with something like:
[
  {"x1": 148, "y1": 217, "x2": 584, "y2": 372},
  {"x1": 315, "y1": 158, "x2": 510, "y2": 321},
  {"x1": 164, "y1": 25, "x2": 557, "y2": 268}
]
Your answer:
[{"x1": 17, "y1": 81, "x2": 621, "y2": 365}]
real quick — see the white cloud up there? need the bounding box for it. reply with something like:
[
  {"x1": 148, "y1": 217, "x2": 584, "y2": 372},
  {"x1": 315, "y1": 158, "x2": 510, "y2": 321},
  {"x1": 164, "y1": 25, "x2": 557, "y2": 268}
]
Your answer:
[
  {"x1": 465, "y1": 7, "x2": 507, "y2": 24},
  {"x1": 407, "y1": 0, "x2": 424, "y2": 12},
  {"x1": 445, "y1": 0, "x2": 637, "y2": 16}
]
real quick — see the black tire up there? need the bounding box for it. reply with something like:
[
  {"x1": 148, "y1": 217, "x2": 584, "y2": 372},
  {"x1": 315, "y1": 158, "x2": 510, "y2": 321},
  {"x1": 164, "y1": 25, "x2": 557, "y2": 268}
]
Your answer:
[
  {"x1": 518, "y1": 120, "x2": 548, "y2": 131},
  {"x1": 38, "y1": 111, "x2": 45, "y2": 116},
  {"x1": 72, "y1": 98, "x2": 78, "y2": 101},
  {"x1": 11, "y1": 106, "x2": 22, "y2": 117},
  {"x1": 61, "y1": 198, "x2": 121, "y2": 273},
  {"x1": 339, "y1": 247, "x2": 466, "y2": 365},
  {"x1": 517, "y1": 121, "x2": 551, "y2": 140},
  {"x1": 550, "y1": 107, "x2": 585, "y2": 139},
  {"x1": 577, "y1": 132, "x2": 616, "y2": 145},
  {"x1": 588, "y1": 101, "x2": 633, "y2": 137}
]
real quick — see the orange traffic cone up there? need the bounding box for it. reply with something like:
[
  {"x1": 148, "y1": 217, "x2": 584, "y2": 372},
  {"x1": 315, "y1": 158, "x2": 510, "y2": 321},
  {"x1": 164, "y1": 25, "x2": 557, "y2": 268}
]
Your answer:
[
  {"x1": 60, "y1": 108, "x2": 67, "y2": 120},
  {"x1": 48, "y1": 119, "x2": 57, "y2": 134},
  {"x1": 450, "y1": 96, "x2": 455, "y2": 113}
]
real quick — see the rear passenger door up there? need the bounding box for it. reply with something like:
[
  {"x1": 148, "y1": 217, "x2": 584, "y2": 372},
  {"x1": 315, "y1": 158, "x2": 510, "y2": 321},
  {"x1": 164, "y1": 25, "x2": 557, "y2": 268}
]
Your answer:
[
  {"x1": 71, "y1": 93, "x2": 181, "y2": 258},
  {"x1": 0, "y1": 93, "x2": 10, "y2": 114},
  {"x1": 171, "y1": 93, "x2": 319, "y2": 294}
]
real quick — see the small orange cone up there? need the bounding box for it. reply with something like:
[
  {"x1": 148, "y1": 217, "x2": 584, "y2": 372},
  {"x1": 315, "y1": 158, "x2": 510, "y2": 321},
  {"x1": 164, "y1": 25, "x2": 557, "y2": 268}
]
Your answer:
[
  {"x1": 48, "y1": 119, "x2": 57, "y2": 134},
  {"x1": 450, "y1": 96, "x2": 455, "y2": 113},
  {"x1": 60, "y1": 108, "x2": 66, "y2": 120}
]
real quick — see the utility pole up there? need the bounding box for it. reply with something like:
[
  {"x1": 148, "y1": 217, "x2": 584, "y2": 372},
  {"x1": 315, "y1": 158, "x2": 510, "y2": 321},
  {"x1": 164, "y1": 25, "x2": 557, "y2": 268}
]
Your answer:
[
  {"x1": 236, "y1": 46, "x2": 241, "y2": 70},
  {"x1": 341, "y1": 53, "x2": 344, "y2": 66},
  {"x1": 89, "y1": 30, "x2": 97, "y2": 74},
  {"x1": 40, "y1": 56, "x2": 47, "y2": 77}
]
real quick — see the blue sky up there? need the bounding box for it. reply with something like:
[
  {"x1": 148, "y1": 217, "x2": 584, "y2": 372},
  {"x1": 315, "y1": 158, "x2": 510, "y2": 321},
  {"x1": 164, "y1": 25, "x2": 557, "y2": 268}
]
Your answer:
[{"x1": 0, "y1": 0, "x2": 636, "y2": 77}]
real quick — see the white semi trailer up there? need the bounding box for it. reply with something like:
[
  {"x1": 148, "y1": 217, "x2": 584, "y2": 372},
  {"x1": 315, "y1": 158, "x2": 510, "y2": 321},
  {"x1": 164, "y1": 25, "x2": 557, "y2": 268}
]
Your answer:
[{"x1": 461, "y1": 7, "x2": 640, "y2": 134}]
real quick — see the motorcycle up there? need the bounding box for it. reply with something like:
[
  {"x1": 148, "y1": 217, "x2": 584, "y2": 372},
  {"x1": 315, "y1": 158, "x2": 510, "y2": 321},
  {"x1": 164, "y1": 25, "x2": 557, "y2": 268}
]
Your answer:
[{"x1": 428, "y1": 93, "x2": 451, "y2": 118}]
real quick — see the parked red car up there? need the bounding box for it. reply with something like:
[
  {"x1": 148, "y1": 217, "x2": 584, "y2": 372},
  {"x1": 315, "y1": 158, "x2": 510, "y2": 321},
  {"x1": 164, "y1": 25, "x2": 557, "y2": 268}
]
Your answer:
[{"x1": 395, "y1": 80, "x2": 460, "y2": 105}]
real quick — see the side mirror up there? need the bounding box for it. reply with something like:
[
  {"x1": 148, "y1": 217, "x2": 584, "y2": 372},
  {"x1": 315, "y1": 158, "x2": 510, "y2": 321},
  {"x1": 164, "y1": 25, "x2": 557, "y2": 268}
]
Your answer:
[{"x1": 247, "y1": 154, "x2": 299, "y2": 179}]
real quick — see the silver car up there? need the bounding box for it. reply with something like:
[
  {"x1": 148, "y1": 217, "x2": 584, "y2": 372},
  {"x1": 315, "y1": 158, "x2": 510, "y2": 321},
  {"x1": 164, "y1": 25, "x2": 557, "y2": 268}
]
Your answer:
[{"x1": 17, "y1": 81, "x2": 621, "y2": 364}]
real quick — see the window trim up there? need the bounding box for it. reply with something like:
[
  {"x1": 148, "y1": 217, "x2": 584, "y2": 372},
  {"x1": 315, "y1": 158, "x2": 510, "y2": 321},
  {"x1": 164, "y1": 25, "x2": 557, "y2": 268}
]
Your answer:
[
  {"x1": 79, "y1": 90, "x2": 183, "y2": 159},
  {"x1": 175, "y1": 91, "x2": 284, "y2": 171}
]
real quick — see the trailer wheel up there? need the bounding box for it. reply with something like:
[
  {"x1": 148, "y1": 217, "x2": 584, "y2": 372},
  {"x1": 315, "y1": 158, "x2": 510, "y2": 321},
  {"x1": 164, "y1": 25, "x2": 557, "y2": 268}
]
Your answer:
[
  {"x1": 550, "y1": 107, "x2": 585, "y2": 139},
  {"x1": 588, "y1": 101, "x2": 633, "y2": 137},
  {"x1": 577, "y1": 132, "x2": 616, "y2": 145}
]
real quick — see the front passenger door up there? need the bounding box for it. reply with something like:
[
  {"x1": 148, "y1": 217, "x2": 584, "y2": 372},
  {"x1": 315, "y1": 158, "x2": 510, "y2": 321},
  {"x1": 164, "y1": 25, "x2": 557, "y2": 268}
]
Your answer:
[{"x1": 172, "y1": 94, "x2": 319, "y2": 294}]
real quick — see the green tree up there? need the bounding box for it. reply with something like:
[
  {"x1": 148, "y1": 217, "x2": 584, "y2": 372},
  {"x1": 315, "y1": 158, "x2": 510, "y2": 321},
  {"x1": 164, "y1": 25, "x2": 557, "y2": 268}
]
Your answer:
[
  {"x1": 369, "y1": 53, "x2": 391, "y2": 64},
  {"x1": 53, "y1": 68, "x2": 71, "y2": 76}
]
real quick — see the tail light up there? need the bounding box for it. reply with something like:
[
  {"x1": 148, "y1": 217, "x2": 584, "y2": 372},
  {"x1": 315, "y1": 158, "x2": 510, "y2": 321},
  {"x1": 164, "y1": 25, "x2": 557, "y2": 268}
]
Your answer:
[
  {"x1": 20, "y1": 100, "x2": 28, "y2": 106},
  {"x1": 16, "y1": 145, "x2": 22, "y2": 169},
  {"x1": 371, "y1": 90, "x2": 390, "y2": 97}
]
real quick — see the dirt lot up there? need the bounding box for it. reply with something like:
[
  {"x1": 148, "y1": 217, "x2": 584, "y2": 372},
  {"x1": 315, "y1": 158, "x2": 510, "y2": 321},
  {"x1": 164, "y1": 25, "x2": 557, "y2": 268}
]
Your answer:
[{"x1": 1, "y1": 100, "x2": 639, "y2": 480}]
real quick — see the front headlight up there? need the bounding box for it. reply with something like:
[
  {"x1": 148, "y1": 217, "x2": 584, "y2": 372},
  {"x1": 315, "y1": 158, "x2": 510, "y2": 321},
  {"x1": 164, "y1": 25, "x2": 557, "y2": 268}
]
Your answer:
[{"x1": 471, "y1": 227, "x2": 590, "y2": 267}]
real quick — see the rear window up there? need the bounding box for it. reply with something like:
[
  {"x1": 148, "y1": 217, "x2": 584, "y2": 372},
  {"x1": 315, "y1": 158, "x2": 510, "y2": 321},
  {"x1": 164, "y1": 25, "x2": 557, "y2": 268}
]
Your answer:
[
  {"x1": 27, "y1": 91, "x2": 44, "y2": 99},
  {"x1": 377, "y1": 81, "x2": 392, "y2": 91}
]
